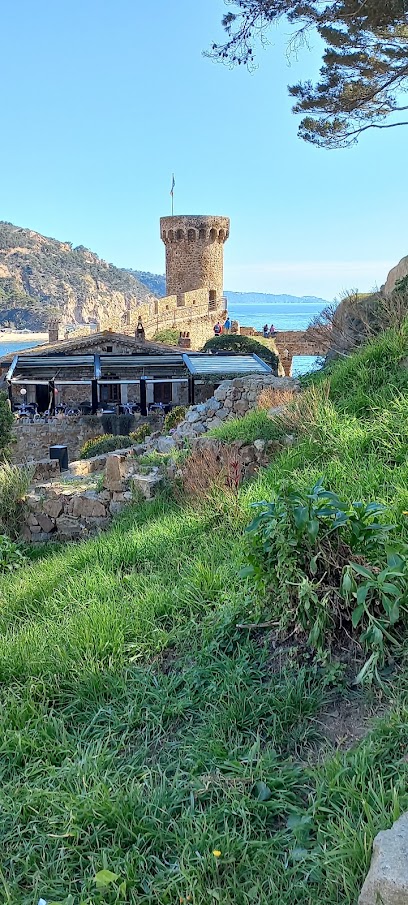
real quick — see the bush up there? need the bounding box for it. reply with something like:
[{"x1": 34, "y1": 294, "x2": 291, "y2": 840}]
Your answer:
[
  {"x1": 152, "y1": 329, "x2": 180, "y2": 345},
  {"x1": 0, "y1": 392, "x2": 14, "y2": 461},
  {"x1": 164, "y1": 406, "x2": 186, "y2": 431},
  {"x1": 202, "y1": 334, "x2": 279, "y2": 373},
  {"x1": 129, "y1": 423, "x2": 152, "y2": 444},
  {"x1": 0, "y1": 463, "x2": 31, "y2": 538},
  {"x1": 79, "y1": 435, "x2": 133, "y2": 459},
  {"x1": 209, "y1": 409, "x2": 283, "y2": 445},
  {"x1": 0, "y1": 534, "x2": 26, "y2": 573},
  {"x1": 243, "y1": 479, "x2": 405, "y2": 684}
]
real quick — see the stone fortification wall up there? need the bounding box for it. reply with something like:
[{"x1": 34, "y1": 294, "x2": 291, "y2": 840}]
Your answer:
[{"x1": 160, "y1": 215, "x2": 229, "y2": 303}]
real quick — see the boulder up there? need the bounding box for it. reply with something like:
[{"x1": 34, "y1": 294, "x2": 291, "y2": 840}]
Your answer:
[
  {"x1": 359, "y1": 813, "x2": 408, "y2": 904},
  {"x1": 157, "y1": 435, "x2": 176, "y2": 454},
  {"x1": 55, "y1": 516, "x2": 84, "y2": 538}
]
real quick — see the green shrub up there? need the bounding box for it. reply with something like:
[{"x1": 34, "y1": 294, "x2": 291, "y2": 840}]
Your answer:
[
  {"x1": 243, "y1": 478, "x2": 404, "y2": 684},
  {"x1": 0, "y1": 392, "x2": 14, "y2": 461},
  {"x1": 79, "y1": 435, "x2": 133, "y2": 459},
  {"x1": 0, "y1": 463, "x2": 31, "y2": 538},
  {"x1": 129, "y1": 423, "x2": 152, "y2": 444},
  {"x1": 0, "y1": 535, "x2": 26, "y2": 573},
  {"x1": 209, "y1": 409, "x2": 283, "y2": 445},
  {"x1": 164, "y1": 406, "x2": 186, "y2": 431},
  {"x1": 152, "y1": 329, "x2": 180, "y2": 345},
  {"x1": 202, "y1": 334, "x2": 279, "y2": 372}
]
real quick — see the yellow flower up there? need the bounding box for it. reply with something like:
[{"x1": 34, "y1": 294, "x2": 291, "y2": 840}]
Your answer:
[{"x1": 213, "y1": 850, "x2": 221, "y2": 858}]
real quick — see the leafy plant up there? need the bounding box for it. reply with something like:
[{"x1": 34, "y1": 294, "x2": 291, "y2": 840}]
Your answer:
[
  {"x1": 80, "y1": 435, "x2": 133, "y2": 459},
  {"x1": 152, "y1": 328, "x2": 180, "y2": 345},
  {"x1": 129, "y1": 423, "x2": 151, "y2": 444},
  {"x1": 243, "y1": 479, "x2": 404, "y2": 682},
  {"x1": 0, "y1": 535, "x2": 26, "y2": 573},
  {"x1": 164, "y1": 405, "x2": 186, "y2": 431}
]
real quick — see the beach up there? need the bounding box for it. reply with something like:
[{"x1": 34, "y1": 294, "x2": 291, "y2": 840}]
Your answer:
[{"x1": 0, "y1": 331, "x2": 48, "y2": 344}]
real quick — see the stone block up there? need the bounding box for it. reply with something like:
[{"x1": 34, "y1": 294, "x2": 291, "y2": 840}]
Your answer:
[
  {"x1": 30, "y1": 459, "x2": 60, "y2": 483},
  {"x1": 233, "y1": 400, "x2": 249, "y2": 416},
  {"x1": 359, "y1": 813, "x2": 408, "y2": 904},
  {"x1": 37, "y1": 513, "x2": 56, "y2": 533},
  {"x1": 55, "y1": 516, "x2": 84, "y2": 538},
  {"x1": 105, "y1": 454, "x2": 126, "y2": 490},
  {"x1": 43, "y1": 497, "x2": 63, "y2": 519},
  {"x1": 186, "y1": 410, "x2": 202, "y2": 424},
  {"x1": 28, "y1": 512, "x2": 39, "y2": 527},
  {"x1": 254, "y1": 439, "x2": 266, "y2": 453}
]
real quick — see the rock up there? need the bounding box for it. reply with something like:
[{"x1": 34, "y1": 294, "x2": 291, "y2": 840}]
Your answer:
[
  {"x1": 186, "y1": 410, "x2": 202, "y2": 424},
  {"x1": 206, "y1": 397, "x2": 221, "y2": 412},
  {"x1": 233, "y1": 400, "x2": 249, "y2": 416},
  {"x1": 36, "y1": 513, "x2": 55, "y2": 533},
  {"x1": 157, "y1": 435, "x2": 176, "y2": 453},
  {"x1": 27, "y1": 512, "x2": 39, "y2": 527},
  {"x1": 359, "y1": 813, "x2": 408, "y2": 904},
  {"x1": 216, "y1": 408, "x2": 229, "y2": 421},
  {"x1": 384, "y1": 255, "x2": 408, "y2": 297},
  {"x1": 104, "y1": 454, "x2": 126, "y2": 490},
  {"x1": 55, "y1": 516, "x2": 84, "y2": 538},
  {"x1": 43, "y1": 497, "x2": 63, "y2": 519},
  {"x1": 109, "y1": 500, "x2": 126, "y2": 515},
  {"x1": 254, "y1": 439, "x2": 266, "y2": 452}
]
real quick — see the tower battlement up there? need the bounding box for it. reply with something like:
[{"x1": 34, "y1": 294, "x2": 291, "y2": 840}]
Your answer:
[{"x1": 160, "y1": 215, "x2": 230, "y2": 307}]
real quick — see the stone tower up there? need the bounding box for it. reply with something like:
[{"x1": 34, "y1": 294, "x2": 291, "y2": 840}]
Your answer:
[{"x1": 160, "y1": 215, "x2": 230, "y2": 309}]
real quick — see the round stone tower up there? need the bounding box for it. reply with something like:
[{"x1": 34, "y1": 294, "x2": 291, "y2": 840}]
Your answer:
[{"x1": 160, "y1": 215, "x2": 230, "y2": 308}]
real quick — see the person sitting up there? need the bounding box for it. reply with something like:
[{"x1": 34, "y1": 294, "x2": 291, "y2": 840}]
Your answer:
[
  {"x1": 223, "y1": 316, "x2": 231, "y2": 334},
  {"x1": 263, "y1": 324, "x2": 269, "y2": 338},
  {"x1": 268, "y1": 324, "x2": 277, "y2": 337},
  {"x1": 213, "y1": 321, "x2": 222, "y2": 336}
]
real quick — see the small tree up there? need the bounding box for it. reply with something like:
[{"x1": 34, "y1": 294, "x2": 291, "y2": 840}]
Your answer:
[{"x1": 0, "y1": 392, "x2": 14, "y2": 461}]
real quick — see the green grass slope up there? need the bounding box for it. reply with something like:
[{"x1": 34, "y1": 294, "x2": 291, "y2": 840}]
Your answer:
[{"x1": 1, "y1": 327, "x2": 408, "y2": 904}]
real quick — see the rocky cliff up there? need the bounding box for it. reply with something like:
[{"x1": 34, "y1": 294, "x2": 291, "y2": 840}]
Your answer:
[
  {"x1": 0, "y1": 222, "x2": 156, "y2": 329},
  {"x1": 383, "y1": 253, "x2": 408, "y2": 296}
]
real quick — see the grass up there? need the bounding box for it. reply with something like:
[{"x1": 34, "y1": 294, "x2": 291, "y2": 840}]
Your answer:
[{"x1": 1, "y1": 326, "x2": 408, "y2": 903}]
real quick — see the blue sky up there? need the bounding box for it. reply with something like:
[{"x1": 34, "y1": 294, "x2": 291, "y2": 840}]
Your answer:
[{"x1": 1, "y1": 0, "x2": 407, "y2": 301}]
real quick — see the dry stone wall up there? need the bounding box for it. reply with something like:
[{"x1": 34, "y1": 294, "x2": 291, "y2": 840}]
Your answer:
[{"x1": 172, "y1": 374, "x2": 298, "y2": 441}]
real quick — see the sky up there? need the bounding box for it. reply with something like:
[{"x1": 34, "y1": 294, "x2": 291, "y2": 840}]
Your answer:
[{"x1": 1, "y1": 0, "x2": 407, "y2": 302}]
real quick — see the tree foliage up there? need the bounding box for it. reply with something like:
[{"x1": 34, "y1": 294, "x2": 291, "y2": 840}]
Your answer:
[
  {"x1": 202, "y1": 333, "x2": 279, "y2": 371},
  {"x1": 209, "y1": 1, "x2": 408, "y2": 148}
]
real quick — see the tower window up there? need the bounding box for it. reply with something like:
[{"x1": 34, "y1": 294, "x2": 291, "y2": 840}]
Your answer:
[
  {"x1": 209, "y1": 290, "x2": 217, "y2": 311},
  {"x1": 209, "y1": 228, "x2": 217, "y2": 242},
  {"x1": 176, "y1": 229, "x2": 184, "y2": 240},
  {"x1": 199, "y1": 228, "x2": 206, "y2": 240},
  {"x1": 168, "y1": 229, "x2": 174, "y2": 242},
  {"x1": 188, "y1": 228, "x2": 196, "y2": 242}
]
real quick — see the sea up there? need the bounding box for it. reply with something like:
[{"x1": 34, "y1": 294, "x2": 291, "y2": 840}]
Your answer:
[
  {"x1": 0, "y1": 298, "x2": 326, "y2": 377},
  {"x1": 226, "y1": 297, "x2": 326, "y2": 376}
]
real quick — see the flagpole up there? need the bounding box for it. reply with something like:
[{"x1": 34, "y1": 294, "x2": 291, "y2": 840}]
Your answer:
[{"x1": 171, "y1": 173, "x2": 175, "y2": 216}]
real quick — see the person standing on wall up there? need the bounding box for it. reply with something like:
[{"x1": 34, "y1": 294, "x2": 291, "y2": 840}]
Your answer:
[{"x1": 223, "y1": 315, "x2": 231, "y2": 334}]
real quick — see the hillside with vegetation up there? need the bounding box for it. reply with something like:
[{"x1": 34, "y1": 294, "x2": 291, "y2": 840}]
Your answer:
[
  {"x1": 0, "y1": 319, "x2": 408, "y2": 902},
  {"x1": 0, "y1": 222, "x2": 155, "y2": 329}
]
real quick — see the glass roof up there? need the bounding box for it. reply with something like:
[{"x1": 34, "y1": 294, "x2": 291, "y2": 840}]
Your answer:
[{"x1": 183, "y1": 353, "x2": 272, "y2": 376}]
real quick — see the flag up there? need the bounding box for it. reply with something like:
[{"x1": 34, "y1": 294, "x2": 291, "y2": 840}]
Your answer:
[{"x1": 170, "y1": 174, "x2": 175, "y2": 196}]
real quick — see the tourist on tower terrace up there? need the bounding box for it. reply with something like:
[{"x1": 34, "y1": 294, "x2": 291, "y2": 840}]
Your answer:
[{"x1": 223, "y1": 315, "x2": 231, "y2": 334}]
